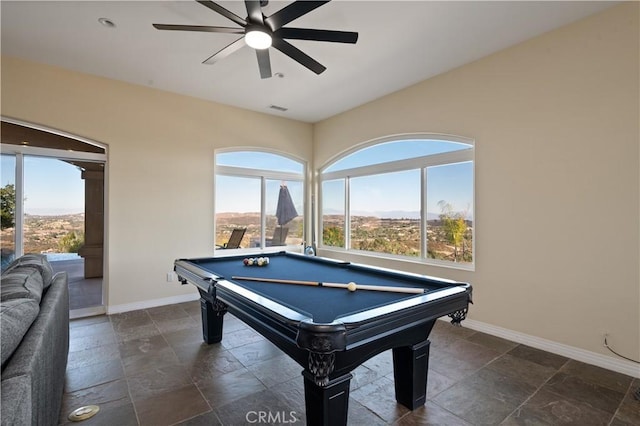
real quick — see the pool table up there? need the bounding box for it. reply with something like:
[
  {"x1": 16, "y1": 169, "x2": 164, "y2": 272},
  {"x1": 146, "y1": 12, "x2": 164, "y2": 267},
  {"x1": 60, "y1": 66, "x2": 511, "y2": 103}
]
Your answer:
[{"x1": 174, "y1": 251, "x2": 472, "y2": 426}]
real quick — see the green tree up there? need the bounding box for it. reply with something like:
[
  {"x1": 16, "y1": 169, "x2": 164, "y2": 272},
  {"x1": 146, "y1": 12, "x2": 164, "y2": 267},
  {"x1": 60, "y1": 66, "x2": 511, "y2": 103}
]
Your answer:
[
  {"x1": 437, "y1": 200, "x2": 468, "y2": 262},
  {"x1": 58, "y1": 231, "x2": 84, "y2": 253},
  {"x1": 323, "y1": 226, "x2": 344, "y2": 247},
  {"x1": 1, "y1": 184, "x2": 16, "y2": 229}
]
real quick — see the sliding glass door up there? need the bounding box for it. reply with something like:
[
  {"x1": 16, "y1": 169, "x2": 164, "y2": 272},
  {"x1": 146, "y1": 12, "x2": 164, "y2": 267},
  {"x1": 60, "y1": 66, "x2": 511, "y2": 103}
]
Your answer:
[
  {"x1": 1, "y1": 120, "x2": 107, "y2": 317},
  {"x1": 2, "y1": 155, "x2": 88, "y2": 263}
]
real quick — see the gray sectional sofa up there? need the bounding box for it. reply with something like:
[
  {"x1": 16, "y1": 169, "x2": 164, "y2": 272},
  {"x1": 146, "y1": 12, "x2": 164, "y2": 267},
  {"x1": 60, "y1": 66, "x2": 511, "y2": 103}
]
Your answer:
[{"x1": 1, "y1": 254, "x2": 70, "y2": 426}]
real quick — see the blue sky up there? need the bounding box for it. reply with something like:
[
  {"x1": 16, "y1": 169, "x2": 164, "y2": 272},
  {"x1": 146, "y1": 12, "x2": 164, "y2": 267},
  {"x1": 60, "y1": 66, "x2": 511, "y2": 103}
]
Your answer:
[
  {"x1": 324, "y1": 140, "x2": 470, "y2": 172},
  {"x1": 322, "y1": 162, "x2": 473, "y2": 219},
  {"x1": 323, "y1": 140, "x2": 473, "y2": 218},
  {"x1": 2, "y1": 141, "x2": 472, "y2": 218},
  {"x1": 215, "y1": 175, "x2": 305, "y2": 214},
  {"x1": 218, "y1": 142, "x2": 473, "y2": 218},
  {"x1": 1, "y1": 155, "x2": 84, "y2": 215},
  {"x1": 217, "y1": 151, "x2": 303, "y2": 173}
]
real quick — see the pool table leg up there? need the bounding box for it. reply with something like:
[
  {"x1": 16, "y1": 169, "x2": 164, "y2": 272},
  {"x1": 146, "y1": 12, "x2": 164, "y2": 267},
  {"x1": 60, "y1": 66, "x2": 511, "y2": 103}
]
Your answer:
[
  {"x1": 302, "y1": 371, "x2": 352, "y2": 426},
  {"x1": 392, "y1": 339, "x2": 430, "y2": 409},
  {"x1": 199, "y1": 295, "x2": 227, "y2": 344}
]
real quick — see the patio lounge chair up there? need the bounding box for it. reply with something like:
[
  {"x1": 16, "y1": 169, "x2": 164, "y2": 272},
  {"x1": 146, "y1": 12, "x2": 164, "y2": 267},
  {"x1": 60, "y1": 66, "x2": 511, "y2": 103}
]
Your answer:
[
  {"x1": 217, "y1": 228, "x2": 246, "y2": 249},
  {"x1": 266, "y1": 226, "x2": 288, "y2": 247}
]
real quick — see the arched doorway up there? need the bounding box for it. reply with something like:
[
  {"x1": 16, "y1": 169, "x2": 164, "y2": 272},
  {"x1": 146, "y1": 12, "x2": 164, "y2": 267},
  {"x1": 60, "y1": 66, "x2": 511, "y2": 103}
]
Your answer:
[{"x1": 1, "y1": 119, "x2": 107, "y2": 317}]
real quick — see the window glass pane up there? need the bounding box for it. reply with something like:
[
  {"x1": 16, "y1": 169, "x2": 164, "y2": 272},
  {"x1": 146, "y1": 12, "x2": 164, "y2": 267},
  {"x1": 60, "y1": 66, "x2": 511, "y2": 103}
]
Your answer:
[
  {"x1": 217, "y1": 151, "x2": 303, "y2": 173},
  {"x1": 23, "y1": 157, "x2": 84, "y2": 257},
  {"x1": 325, "y1": 139, "x2": 471, "y2": 172},
  {"x1": 215, "y1": 151, "x2": 305, "y2": 251},
  {"x1": 215, "y1": 175, "x2": 259, "y2": 248},
  {"x1": 265, "y1": 179, "x2": 303, "y2": 247},
  {"x1": 322, "y1": 179, "x2": 345, "y2": 248},
  {"x1": 350, "y1": 170, "x2": 421, "y2": 256},
  {"x1": 1, "y1": 154, "x2": 16, "y2": 269},
  {"x1": 427, "y1": 161, "x2": 473, "y2": 263}
]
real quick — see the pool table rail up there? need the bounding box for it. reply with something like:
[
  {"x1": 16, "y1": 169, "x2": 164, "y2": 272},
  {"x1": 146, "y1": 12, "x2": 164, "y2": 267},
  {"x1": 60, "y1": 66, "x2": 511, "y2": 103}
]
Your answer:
[{"x1": 174, "y1": 252, "x2": 473, "y2": 426}]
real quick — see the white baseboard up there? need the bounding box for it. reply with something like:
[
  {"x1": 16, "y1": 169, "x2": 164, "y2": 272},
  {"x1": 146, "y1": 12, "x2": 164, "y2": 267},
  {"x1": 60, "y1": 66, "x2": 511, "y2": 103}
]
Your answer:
[
  {"x1": 106, "y1": 292, "x2": 200, "y2": 315},
  {"x1": 458, "y1": 318, "x2": 640, "y2": 378}
]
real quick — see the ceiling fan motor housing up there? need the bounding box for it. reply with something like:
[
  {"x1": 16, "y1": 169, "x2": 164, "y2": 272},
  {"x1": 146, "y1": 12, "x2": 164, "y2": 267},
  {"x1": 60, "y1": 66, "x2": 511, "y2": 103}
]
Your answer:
[{"x1": 153, "y1": 0, "x2": 359, "y2": 78}]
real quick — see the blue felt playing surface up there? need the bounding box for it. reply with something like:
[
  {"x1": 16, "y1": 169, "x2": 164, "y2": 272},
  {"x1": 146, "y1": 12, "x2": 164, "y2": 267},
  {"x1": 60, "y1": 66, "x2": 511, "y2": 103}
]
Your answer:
[{"x1": 191, "y1": 252, "x2": 451, "y2": 324}]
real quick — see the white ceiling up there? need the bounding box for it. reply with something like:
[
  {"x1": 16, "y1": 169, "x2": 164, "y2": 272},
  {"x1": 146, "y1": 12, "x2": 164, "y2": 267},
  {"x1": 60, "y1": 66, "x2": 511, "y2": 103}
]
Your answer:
[{"x1": 1, "y1": 1, "x2": 616, "y2": 123}]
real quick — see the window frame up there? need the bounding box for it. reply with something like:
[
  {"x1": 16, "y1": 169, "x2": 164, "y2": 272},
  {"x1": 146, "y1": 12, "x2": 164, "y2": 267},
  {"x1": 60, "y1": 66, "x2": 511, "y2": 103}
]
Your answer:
[
  {"x1": 214, "y1": 148, "x2": 306, "y2": 252},
  {"x1": 319, "y1": 134, "x2": 475, "y2": 270}
]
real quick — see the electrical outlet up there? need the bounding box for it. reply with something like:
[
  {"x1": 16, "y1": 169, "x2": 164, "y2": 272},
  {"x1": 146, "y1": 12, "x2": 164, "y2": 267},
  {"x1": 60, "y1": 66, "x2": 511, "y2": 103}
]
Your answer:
[{"x1": 166, "y1": 272, "x2": 177, "y2": 282}]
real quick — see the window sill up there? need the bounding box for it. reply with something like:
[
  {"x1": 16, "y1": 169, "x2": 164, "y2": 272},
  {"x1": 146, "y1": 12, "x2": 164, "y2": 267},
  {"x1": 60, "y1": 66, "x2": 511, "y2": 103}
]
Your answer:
[{"x1": 317, "y1": 247, "x2": 475, "y2": 272}]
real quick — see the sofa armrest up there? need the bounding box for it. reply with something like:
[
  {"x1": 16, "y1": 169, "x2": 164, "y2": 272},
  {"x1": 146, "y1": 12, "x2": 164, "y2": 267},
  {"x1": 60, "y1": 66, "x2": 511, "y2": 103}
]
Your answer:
[
  {"x1": 1, "y1": 272, "x2": 69, "y2": 426},
  {"x1": 1, "y1": 375, "x2": 32, "y2": 426}
]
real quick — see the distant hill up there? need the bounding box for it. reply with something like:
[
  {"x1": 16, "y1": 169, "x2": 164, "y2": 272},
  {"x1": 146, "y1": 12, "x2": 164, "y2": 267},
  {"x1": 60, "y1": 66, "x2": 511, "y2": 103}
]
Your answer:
[{"x1": 324, "y1": 209, "x2": 471, "y2": 221}]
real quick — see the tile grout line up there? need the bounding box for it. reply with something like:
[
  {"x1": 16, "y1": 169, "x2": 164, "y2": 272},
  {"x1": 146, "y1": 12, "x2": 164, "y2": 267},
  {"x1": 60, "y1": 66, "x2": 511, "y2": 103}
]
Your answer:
[
  {"x1": 156, "y1": 305, "x2": 221, "y2": 425},
  {"x1": 114, "y1": 313, "x2": 146, "y2": 426},
  {"x1": 421, "y1": 335, "x2": 508, "y2": 425},
  {"x1": 498, "y1": 357, "x2": 574, "y2": 425},
  {"x1": 66, "y1": 307, "x2": 637, "y2": 425},
  {"x1": 606, "y1": 378, "x2": 636, "y2": 426}
]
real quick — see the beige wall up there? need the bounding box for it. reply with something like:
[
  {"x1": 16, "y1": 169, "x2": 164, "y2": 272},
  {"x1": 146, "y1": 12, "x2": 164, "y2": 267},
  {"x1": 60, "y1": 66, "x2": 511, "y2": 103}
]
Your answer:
[
  {"x1": 314, "y1": 3, "x2": 639, "y2": 364},
  {"x1": 1, "y1": 3, "x2": 637, "y2": 371},
  {"x1": 0, "y1": 57, "x2": 313, "y2": 307}
]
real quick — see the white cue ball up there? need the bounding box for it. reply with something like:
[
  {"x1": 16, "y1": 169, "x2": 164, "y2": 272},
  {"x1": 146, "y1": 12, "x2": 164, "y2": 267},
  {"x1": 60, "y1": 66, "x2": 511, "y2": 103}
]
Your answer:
[{"x1": 347, "y1": 282, "x2": 357, "y2": 292}]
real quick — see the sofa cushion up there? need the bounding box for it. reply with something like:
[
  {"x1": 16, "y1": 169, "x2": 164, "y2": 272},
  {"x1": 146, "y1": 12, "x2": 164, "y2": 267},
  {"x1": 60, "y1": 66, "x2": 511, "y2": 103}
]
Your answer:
[
  {"x1": 0, "y1": 267, "x2": 45, "y2": 303},
  {"x1": 3, "y1": 254, "x2": 54, "y2": 289},
  {"x1": 0, "y1": 298, "x2": 40, "y2": 366}
]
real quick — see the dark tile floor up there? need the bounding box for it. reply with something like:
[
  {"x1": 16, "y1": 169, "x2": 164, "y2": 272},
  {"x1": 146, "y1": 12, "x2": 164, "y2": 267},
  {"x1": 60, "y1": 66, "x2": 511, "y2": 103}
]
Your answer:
[{"x1": 61, "y1": 301, "x2": 640, "y2": 425}]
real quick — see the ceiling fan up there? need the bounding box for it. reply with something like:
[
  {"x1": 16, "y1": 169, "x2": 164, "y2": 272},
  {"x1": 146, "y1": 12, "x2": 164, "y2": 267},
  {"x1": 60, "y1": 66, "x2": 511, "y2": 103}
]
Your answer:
[{"x1": 153, "y1": 0, "x2": 358, "y2": 79}]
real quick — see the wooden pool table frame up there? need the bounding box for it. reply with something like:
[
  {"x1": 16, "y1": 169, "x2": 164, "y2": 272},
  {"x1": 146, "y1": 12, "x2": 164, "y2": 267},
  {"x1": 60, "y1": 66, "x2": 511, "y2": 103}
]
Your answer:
[{"x1": 175, "y1": 252, "x2": 472, "y2": 426}]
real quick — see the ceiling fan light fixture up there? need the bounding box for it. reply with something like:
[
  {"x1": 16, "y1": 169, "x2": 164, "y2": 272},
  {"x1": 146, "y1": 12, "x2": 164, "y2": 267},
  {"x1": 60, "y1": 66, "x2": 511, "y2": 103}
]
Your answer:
[{"x1": 245, "y1": 26, "x2": 272, "y2": 49}]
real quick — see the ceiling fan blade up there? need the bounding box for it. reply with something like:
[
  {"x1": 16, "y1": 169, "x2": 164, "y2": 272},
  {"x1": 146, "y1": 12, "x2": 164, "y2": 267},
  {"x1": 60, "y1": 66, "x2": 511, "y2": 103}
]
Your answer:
[
  {"x1": 272, "y1": 38, "x2": 326, "y2": 74},
  {"x1": 196, "y1": 0, "x2": 246, "y2": 27},
  {"x1": 245, "y1": 0, "x2": 264, "y2": 24},
  {"x1": 202, "y1": 37, "x2": 246, "y2": 65},
  {"x1": 153, "y1": 24, "x2": 244, "y2": 34},
  {"x1": 276, "y1": 28, "x2": 358, "y2": 44},
  {"x1": 256, "y1": 49, "x2": 272, "y2": 79},
  {"x1": 265, "y1": 1, "x2": 330, "y2": 30}
]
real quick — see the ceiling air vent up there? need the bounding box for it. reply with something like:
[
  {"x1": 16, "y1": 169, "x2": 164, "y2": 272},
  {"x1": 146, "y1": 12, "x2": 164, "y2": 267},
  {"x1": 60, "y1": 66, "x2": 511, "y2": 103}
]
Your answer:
[{"x1": 268, "y1": 105, "x2": 288, "y2": 112}]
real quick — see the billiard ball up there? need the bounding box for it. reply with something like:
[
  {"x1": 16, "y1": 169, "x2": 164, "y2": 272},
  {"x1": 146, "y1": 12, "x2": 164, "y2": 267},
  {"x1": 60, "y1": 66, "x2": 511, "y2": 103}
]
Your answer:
[
  {"x1": 243, "y1": 258, "x2": 249, "y2": 265},
  {"x1": 347, "y1": 282, "x2": 357, "y2": 292}
]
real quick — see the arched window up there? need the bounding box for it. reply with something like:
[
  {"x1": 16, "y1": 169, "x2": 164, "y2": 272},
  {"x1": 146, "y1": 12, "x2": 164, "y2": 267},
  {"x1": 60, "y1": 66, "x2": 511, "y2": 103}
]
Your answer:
[
  {"x1": 320, "y1": 135, "x2": 474, "y2": 269},
  {"x1": 215, "y1": 150, "x2": 305, "y2": 251}
]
